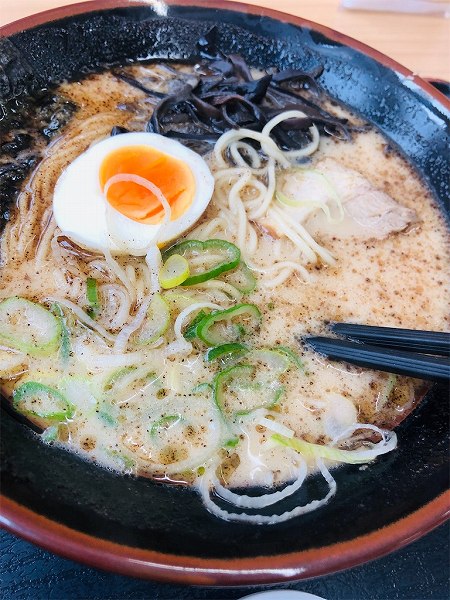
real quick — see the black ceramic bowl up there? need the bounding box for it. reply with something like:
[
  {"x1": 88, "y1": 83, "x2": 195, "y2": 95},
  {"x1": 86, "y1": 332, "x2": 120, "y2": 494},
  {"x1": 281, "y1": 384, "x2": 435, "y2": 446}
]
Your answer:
[{"x1": 1, "y1": 0, "x2": 449, "y2": 586}]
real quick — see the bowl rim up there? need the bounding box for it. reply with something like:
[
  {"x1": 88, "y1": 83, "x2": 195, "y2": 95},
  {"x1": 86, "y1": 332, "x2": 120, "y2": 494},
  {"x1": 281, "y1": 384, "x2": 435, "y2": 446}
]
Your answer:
[
  {"x1": 0, "y1": 0, "x2": 449, "y2": 586},
  {"x1": 2, "y1": 493, "x2": 449, "y2": 585},
  {"x1": 1, "y1": 0, "x2": 449, "y2": 110}
]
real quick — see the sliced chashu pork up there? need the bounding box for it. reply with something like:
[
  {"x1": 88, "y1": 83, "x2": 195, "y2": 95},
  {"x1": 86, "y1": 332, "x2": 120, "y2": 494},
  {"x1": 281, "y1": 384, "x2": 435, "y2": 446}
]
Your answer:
[
  {"x1": 310, "y1": 158, "x2": 418, "y2": 239},
  {"x1": 265, "y1": 158, "x2": 419, "y2": 241}
]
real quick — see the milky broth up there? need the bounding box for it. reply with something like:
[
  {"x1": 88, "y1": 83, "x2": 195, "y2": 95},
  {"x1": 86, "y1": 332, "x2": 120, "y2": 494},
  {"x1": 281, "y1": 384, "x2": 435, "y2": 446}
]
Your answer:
[{"x1": 1, "y1": 66, "x2": 449, "y2": 490}]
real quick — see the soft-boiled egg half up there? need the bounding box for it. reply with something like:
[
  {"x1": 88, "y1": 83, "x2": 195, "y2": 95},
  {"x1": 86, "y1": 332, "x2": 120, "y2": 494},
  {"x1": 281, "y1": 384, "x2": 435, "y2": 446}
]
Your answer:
[{"x1": 53, "y1": 132, "x2": 214, "y2": 255}]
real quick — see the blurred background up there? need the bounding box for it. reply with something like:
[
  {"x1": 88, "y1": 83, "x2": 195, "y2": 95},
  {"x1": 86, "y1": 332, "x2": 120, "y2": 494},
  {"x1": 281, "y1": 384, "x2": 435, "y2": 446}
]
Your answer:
[
  {"x1": 0, "y1": 1, "x2": 449, "y2": 599},
  {"x1": 1, "y1": 0, "x2": 449, "y2": 80}
]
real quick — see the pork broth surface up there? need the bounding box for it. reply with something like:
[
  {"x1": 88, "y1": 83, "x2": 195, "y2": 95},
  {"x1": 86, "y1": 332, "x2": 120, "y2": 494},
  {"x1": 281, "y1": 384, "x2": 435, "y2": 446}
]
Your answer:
[{"x1": 1, "y1": 64, "x2": 449, "y2": 521}]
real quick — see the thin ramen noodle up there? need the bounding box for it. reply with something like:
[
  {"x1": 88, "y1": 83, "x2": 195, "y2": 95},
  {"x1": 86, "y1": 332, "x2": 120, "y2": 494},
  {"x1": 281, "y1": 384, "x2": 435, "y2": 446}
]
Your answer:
[{"x1": 0, "y1": 60, "x2": 449, "y2": 524}]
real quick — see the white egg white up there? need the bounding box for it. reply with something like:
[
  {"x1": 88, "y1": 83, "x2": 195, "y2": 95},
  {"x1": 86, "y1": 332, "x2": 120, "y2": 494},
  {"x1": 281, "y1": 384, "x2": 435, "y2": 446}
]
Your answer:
[{"x1": 52, "y1": 132, "x2": 215, "y2": 255}]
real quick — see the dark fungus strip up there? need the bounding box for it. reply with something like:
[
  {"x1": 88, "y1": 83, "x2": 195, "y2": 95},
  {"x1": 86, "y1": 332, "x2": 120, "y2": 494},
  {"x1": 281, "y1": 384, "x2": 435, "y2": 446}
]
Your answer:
[
  {"x1": 165, "y1": 131, "x2": 220, "y2": 142},
  {"x1": 268, "y1": 85, "x2": 346, "y2": 124},
  {"x1": 271, "y1": 66, "x2": 324, "y2": 83},
  {"x1": 196, "y1": 75, "x2": 227, "y2": 95},
  {"x1": 114, "y1": 71, "x2": 166, "y2": 97},
  {"x1": 228, "y1": 54, "x2": 254, "y2": 82},
  {"x1": 138, "y1": 37, "x2": 353, "y2": 148},
  {"x1": 110, "y1": 126, "x2": 129, "y2": 136},
  {"x1": 209, "y1": 59, "x2": 234, "y2": 77},
  {"x1": 190, "y1": 95, "x2": 223, "y2": 122},
  {"x1": 272, "y1": 68, "x2": 324, "y2": 95},
  {"x1": 212, "y1": 95, "x2": 267, "y2": 129},
  {"x1": 148, "y1": 84, "x2": 194, "y2": 134},
  {"x1": 196, "y1": 25, "x2": 222, "y2": 60}
]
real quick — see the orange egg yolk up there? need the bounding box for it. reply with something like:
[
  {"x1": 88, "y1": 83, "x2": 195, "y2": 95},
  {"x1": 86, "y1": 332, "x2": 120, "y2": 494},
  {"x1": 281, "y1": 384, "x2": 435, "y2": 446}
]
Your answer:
[{"x1": 99, "y1": 145, "x2": 195, "y2": 224}]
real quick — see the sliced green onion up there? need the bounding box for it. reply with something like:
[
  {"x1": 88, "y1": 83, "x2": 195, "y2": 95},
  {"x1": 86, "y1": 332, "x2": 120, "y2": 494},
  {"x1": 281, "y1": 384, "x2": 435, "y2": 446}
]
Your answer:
[
  {"x1": 224, "y1": 436, "x2": 240, "y2": 448},
  {"x1": 106, "y1": 449, "x2": 135, "y2": 470},
  {"x1": 205, "y1": 343, "x2": 249, "y2": 363},
  {"x1": 220, "y1": 261, "x2": 256, "y2": 294},
  {"x1": 213, "y1": 364, "x2": 254, "y2": 416},
  {"x1": 51, "y1": 303, "x2": 71, "y2": 365},
  {"x1": 213, "y1": 363, "x2": 282, "y2": 418},
  {"x1": 134, "y1": 293, "x2": 170, "y2": 345},
  {"x1": 272, "y1": 432, "x2": 392, "y2": 464},
  {"x1": 41, "y1": 424, "x2": 60, "y2": 443},
  {"x1": 98, "y1": 408, "x2": 117, "y2": 427},
  {"x1": 196, "y1": 303, "x2": 262, "y2": 346},
  {"x1": 159, "y1": 254, "x2": 190, "y2": 289},
  {"x1": 13, "y1": 381, "x2": 75, "y2": 421},
  {"x1": 234, "y1": 384, "x2": 284, "y2": 415},
  {"x1": 103, "y1": 366, "x2": 136, "y2": 391},
  {"x1": 191, "y1": 382, "x2": 213, "y2": 396},
  {"x1": 86, "y1": 278, "x2": 100, "y2": 317},
  {"x1": 376, "y1": 374, "x2": 397, "y2": 411},
  {"x1": 150, "y1": 414, "x2": 183, "y2": 438},
  {"x1": 257, "y1": 417, "x2": 294, "y2": 438},
  {"x1": 249, "y1": 348, "x2": 291, "y2": 374},
  {"x1": 103, "y1": 368, "x2": 159, "y2": 408},
  {"x1": 163, "y1": 290, "x2": 201, "y2": 311},
  {"x1": 274, "y1": 346, "x2": 304, "y2": 371},
  {"x1": 162, "y1": 239, "x2": 240, "y2": 286},
  {"x1": 183, "y1": 310, "x2": 208, "y2": 340},
  {"x1": 270, "y1": 385, "x2": 285, "y2": 408},
  {"x1": 0, "y1": 297, "x2": 61, "y2": 356}
]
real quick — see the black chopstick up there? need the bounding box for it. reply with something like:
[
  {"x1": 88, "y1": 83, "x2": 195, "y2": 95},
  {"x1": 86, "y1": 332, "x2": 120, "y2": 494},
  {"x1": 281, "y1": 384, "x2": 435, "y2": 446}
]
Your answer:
[
  {"x1": 330, "y1": 323, "x2": 450, "y2": 356},
  {"x1": 305, "y1": 337, "x2": 450, "y2": 382}
]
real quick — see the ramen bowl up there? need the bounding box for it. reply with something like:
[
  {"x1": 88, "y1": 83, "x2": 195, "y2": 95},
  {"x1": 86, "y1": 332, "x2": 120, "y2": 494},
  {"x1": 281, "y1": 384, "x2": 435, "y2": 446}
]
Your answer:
[{"x1": 0, "y1": 0, "x2": 449, "y2": 585}]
